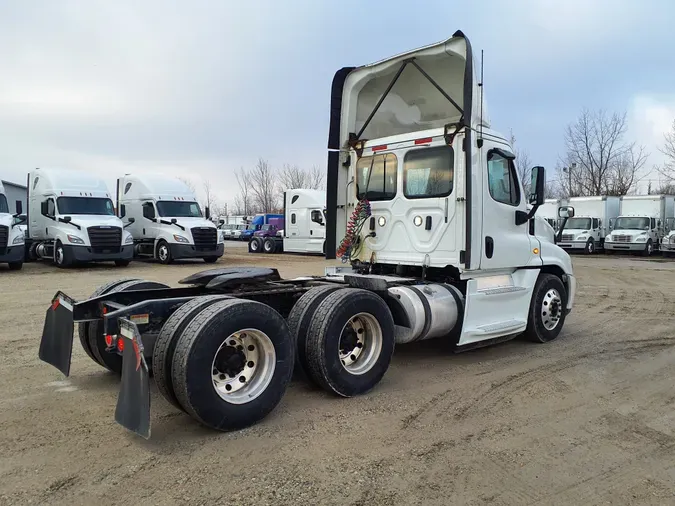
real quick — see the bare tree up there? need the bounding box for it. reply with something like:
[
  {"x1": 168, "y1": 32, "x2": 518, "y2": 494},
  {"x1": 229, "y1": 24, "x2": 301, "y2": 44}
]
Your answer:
[
  {"x1": 559, "y1": 108, "x2": 648, "y2": 197},
  {"x1": 509, "y1": 129, "x2": 533, "y2": 196},
  {"x1": 249, "y1": 158, "x2": 279, "y2": 213},
  {"x1": 658, "y1": 119, "x2": 675, "y2": 180},
  {"x1": 278, "y1": 164, "x2": 325, "y2": 190},
  {"x1": 234, "y1": 167, "x2": 253, "y2": 216},
  {"x1": 201, "y1": 178, "x2": 220, "y2": 218}
]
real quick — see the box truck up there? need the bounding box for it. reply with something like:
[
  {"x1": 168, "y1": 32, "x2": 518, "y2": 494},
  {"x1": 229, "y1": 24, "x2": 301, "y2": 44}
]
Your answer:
[
  {"x1": 0, "y1": 181, "x2": 26, "y2": 270},
  {"x1": 116, "y1": 173, "x2": 224, "y2": 264},
  {"x1": 557, "y1": 196, "x2": 620, "y2": 254},
  {"x1": 38, "y1": 31, "x2": 575, "y2": 439},
  {"x1": 661, "y1": 217, "x2": 675, "y2": 257},
  {"x1": 604, "y1": 195, "x2": 675, "y2": 256},
  {"x1": 26, "y1": 168, "x2": 133, "y2": 267},
  {"x1": 248, "y1": 189, "x2": 327, "y2": 255}
]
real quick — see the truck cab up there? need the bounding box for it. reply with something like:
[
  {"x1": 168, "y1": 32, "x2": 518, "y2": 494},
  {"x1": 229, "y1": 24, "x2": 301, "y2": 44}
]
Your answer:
[
  {"x1": 26, "y1": 168, "x2": 133, "y2": 267},
  {"x1": 0, "y1": 181, "x2": 26, "y2": 270},
  {"x1": 327, "y1": 30, "x2": 575, "y2": 346},
  {"x1": 117, "y1": 174, "x2": 224, "y2": 264},
  {"x1": 662, "y1": 218, "x2": 675, "y2": 257},
  {"x1": 557, "y1": 196, "x2": 620, "y2": 254},
  {"x1": 604, "y1": 195, "x2": 675, "y2": 256}
]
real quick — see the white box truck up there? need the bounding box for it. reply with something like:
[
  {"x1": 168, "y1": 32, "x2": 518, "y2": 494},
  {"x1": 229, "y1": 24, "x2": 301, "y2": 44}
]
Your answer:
[
  {"x1": 26, "y1": 168, "x2": 134, "y2": 267},
  {"x1": 38, "y1": 31, "x2": 576, "y2": 439},
  {"x1": 557, "y1": 196, "x2": 620, "y2": 254},
  {"x1": 0, "y1": 181, "x2": 26, "y2": 270},
  {"x1": 539, "y1": 199, "x2": 561, "y2": 231},
  {"x1": 604, "y1": 194, "x2": 675, "y2": 256},
  {"x1": 248, "y1": 189, "x2": 327, "y2": 255},
  {"x1": 116, "y1": 173, "x2": 224, "y2": 264}
]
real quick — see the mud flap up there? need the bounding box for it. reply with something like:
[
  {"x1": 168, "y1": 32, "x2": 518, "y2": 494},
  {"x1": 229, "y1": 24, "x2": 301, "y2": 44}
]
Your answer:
[
  {"x1": 38, "y1": 292, "x2": 75, "y2": 376},
  {"x1": 114, "y1": 318, "x2": 151, "y2": 439}
]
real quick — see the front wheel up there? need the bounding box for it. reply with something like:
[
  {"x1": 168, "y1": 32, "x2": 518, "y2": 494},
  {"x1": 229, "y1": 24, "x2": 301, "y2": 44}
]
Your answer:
[
  {"x1": 156, "y1": 240, "x2": 172, "y2": 264},
  {"x1": 585, "y1": 239, "x2": 595, "y2": 255},
  {"x1": 8, "y1": 262, "x2": 23, "y2": 271},
  {"x1": 54, "y1": 241, "x2": 71, "y2": 268},
  {"x1": 203, "y1": 256, "x2": 219, "y2": 263},
  {"x1": 524, "y1": 274, "x2": 568, "y2": 343},
  {"x1": 642, "y1": 239, "x2": 653, "y2": 257},
  {"x1": 114, "y1": 259, "x2": 130, "y2": 267}
]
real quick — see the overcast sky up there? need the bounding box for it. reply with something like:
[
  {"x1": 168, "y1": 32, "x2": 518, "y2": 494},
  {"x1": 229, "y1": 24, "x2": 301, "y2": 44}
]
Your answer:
[{"x1": 1, "y1": 0, "x2": 674, "y2": 205}]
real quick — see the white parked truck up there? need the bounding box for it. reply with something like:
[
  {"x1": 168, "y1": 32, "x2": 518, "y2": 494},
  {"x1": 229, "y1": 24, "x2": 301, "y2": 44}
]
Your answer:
[
  {"x1": 604, "y1": 194, "x2": 675, "y2": 256},
  {"x1": 248, "y1": 189, "x2": 327, "y2": 255},
  {"x1": 26, "y1": 168, "x2": 133, "y2": 267},
  {"x1": 117, "y1": 173, "x2": 224, "y2": 264},
  {"x1": 661, "y1": 217, "x2": 675, "y2": 257},
  {"x1": 557, "y1": 196, "x2": 620, "y2": 254},
  {"x1": 0, "y1": 181, "x2": 26, "y2": 270},
  {"x1": 539, "y1": 199, "x2": 562, "y2": 231},
  {"x1": 38, "y1": 31, "x2": 576, "y2": 439}
]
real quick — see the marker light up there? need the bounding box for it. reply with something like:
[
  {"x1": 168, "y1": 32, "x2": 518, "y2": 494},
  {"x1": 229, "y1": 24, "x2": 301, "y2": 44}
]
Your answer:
[
  {"x1": 116, "y1": 338, "x2": 125, "y2": 353},
  {"x1": 378, "y1": 216, "x2": 386, "y2": 227},
  {"x1": 533, "y1": 248, "x2": 540, "y2": 255},
  {"x1": 413, "y1": 216, "x2": 423, "y2": 227}
]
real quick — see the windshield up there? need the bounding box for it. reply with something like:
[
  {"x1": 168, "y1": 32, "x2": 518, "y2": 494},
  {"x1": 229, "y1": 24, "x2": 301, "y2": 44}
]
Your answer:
[
  {"x1": 156, "y1": 201, "x2": 202, "y2": 218},
  {"x1": 614, "y1": 217, "x2": 650, "y2": 230},
  {"x1": 57, "y1": 197, "x2": 114, "y2": 216},
  {"x1": 261, "y1": 224, "x2": 273, "y2": 231},
  {"x1": 0, "y1": 194, "x2": 8, "y2": 214},
  {"x1": 564, "y1": 217, "x2": 591, "y2": 230}
]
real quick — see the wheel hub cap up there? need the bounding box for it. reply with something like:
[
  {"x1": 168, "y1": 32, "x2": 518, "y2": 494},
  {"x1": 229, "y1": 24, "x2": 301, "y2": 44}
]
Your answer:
[
  {"x1": 541, "y1": 288, "x2": 562, "y2": 331},
  {"x1": 338, "y1": 313, "x2": 383, "y2": 375}
]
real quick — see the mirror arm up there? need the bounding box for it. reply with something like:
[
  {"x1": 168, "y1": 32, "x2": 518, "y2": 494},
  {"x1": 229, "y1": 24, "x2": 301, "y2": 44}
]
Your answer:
[
  {"x1": 515, "y1": 204, "x2": 540, "y2": 226},
  {"x1": 555, "y1": 217, "x2": 570, "y2": 244}
]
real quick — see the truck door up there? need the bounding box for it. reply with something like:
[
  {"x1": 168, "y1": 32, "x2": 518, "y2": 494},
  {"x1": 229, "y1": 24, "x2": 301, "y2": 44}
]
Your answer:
[
  {"x1": 141, "y1": 201, "x2": 158, "y2": 240},
  {"x1": 479, "y1": 142, "x2": 537, "y2": 270},
  {"x1": 310, "y1": 209, "x2": 325, "y2": 239}
]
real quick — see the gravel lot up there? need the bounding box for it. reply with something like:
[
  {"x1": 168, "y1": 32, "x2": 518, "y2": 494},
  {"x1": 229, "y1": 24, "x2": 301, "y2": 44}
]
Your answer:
[{"x1": 1, "y1": 243, "x2": 675, "y2": 505}]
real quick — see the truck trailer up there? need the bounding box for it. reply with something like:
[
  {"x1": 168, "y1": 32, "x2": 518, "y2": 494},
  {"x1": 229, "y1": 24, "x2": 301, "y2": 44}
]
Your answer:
[
  {"x1": 248, "y1": 189, "x2": 327, "y2": 255},
  {"x1": 557, "y1": 196, "x2": 620, "y2": 254},
  {"x1": 26, "y1": 168, "x2": 134, "y2": 267},
  {"x1": 604, "y1": 194, "x2": 675, "y2": 256},
  {"x1": 38, "y1": 31, "x2": 576, "y2": 439},
  {"x1": 0, "y1": 181, "x2": 26, "y2": 270},
  {"x1": 116, "y1": 173, "x2": 224, "y2": 264}
]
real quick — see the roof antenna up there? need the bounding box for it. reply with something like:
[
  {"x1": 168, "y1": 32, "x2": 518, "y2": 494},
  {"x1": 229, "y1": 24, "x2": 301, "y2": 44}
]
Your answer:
[{"x1": 477, "y1": 49, "x2": 484, "y2": 149}]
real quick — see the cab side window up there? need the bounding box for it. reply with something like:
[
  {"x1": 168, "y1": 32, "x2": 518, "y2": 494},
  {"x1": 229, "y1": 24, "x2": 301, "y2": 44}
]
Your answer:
[
  {"x1": 142, "y1": 202, "x2": 156, "y2": 220},
  {"x1": 487, "y1": 150, "x2": 520, "y2": 206},
  {"x1": 592, "y1": 218, "x2": 599, "y2": 229}
]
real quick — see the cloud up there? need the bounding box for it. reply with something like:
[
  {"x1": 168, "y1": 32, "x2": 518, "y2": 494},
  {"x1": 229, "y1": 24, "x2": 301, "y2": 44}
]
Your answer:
[{"x1": 628, "y1": 94, "x2": 675, "y2": 170}]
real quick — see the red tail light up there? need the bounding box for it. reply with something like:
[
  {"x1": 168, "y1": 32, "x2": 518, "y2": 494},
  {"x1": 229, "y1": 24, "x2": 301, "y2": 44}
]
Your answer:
[
  {"x1": 116, "y1": 338, "x2": 124, "y2": 352},
  {"x1": 105, "y1": 334, "x2": 113, "y2": 347}
]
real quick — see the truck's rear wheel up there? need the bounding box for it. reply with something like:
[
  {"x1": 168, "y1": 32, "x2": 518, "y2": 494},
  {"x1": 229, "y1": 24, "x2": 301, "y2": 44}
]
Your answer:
[
  {"x1": 305, "y1": 288, "x2": 395, "y2": 397},
  {"x1": 153, "y1": 295, "x2": 232, "y2": 411},
  {"x1": 523, "y1": 274, "x2": 568, "y2": 343},
  {"x1": 88, "y1": 280, "x2": 170, "y2": 374},
  {"x1": 171, "y1": 299, "x2": 294, "y2": 430},
  {"x1": 77, "y1": 278, "x2": 140, "y2": 366},
  {"x1": 263, "y1": 238, "x2": 275, "y2": 254},
  {"x1": 287, "y1": 285, "x2": 344, "y2": 381},
  {"x1": 156, "y1": 240, "x2": 172, "y2": 264},
  {"x1": 248, "y1": 237, "x2": 262, "y2": 253}
]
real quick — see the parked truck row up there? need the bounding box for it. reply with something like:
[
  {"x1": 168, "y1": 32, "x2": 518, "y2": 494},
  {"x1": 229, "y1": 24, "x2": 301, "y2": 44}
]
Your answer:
[
  {"x1": 39, "y1": 31, "x2": 578, "y2": 439},
  {"x1": 545, "y1": 194, "x2": 675, "y2": 256}
]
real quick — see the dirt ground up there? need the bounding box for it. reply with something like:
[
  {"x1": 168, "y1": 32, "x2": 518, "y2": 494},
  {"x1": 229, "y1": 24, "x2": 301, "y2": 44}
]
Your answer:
[{"x1": 1, "y1": 242, "x2": 675, "y2": 505}]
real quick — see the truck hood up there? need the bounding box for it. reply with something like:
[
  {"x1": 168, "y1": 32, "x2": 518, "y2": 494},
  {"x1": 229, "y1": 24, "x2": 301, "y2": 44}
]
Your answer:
[
  {"x1": 157, "y1": 216, "x2": 215, "y2": 229},
  {"x1": 57, "y1": 215, "x2": 124, "y2": 229},
  {"x1": 330, "y1": 31, "x2": 486, "y2": 149}
]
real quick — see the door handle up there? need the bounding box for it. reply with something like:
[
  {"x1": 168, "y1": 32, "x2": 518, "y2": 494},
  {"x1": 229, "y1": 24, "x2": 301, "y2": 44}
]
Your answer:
[
  {"x1": 485, "y1": 236, "x2": 494, "y2": 258},
  {"x1": 425, "y1": 216, "x2": 432, "y2": 230}
]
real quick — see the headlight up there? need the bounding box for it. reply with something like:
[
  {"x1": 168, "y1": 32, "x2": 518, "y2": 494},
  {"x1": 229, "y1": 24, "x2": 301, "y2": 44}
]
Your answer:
[
  {"x1": 217, "y1": 231, "x2": 224, "y2": 242},
  {"x1": 173, "y1": 234, "x2": 189, "y2": 243},
  {"x1": 125, "y1": 234, "x2": 134, "y2": 244},
  {"x1": 635, "y1": 234, "x2": 647, "y2": 242},
  {"x1": 576, "y1": 235, "x2": 588, "y2": 241},
  {"x1": 67, "y1": 234, "x2": 85, "y2": 244},
  {"x1": 670, "y1": 236, "x2": 675, "y2": 244},
  {"x1": 605, "y1": 236, "x2": 612, "y2": 243},
  {"x1": 12, "y1": 235, "x2": 24, "y2": 245}
]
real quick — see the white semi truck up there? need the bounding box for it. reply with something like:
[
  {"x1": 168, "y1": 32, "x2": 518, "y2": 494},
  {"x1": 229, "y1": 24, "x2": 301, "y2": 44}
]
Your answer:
[
  {"x1": 604, "y1": 194, "x2": 675, "y2": 256},
  {"x1": 248, "y1": 189, "x2": 327, "y2": 255},
  {"x1": 557, "y1": 196, "x2": 620, "y2": 254},
  {"x1": 38, "y1": 31, "x2": 576, "y2": 439},
  {"x1": 26, "y1": 168, "x2": 134, "y2": 267},
  {"x1": 116, "y1": 173, "x2": 224, "y2": 264},
  {"x1": 661, "y1": 218, "x2": 675, "y2": 257},
  {"x1": 0, "y1": 181, "x2": 26, "y2": 270}
]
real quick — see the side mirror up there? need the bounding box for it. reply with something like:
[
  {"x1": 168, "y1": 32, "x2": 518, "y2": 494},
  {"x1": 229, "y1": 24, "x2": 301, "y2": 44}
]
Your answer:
[
  {"x1": 219, "y1": 219, "x2": 224, "y2": 225},
  {"x1": 529, "y1": 166, "x2": 546, "y2": 206},
  {"x1": 171, "y1": 218, "x2": 177, "y2": 224},
  {"x1": 558, "y1": 206, "x2": 575, "y2": 219},
  {"x1": 205, "y1": 206, "x2": 211, "y2": 220},
  {"x1": 15, "y1": 201, "x2": 22, "y2": 215},
  {"x1": 62, "y1": 216, "x2": 72, "y2": 223},
  {"x1": 128, "y1": 217, "x2": 135, "y2": 224}
]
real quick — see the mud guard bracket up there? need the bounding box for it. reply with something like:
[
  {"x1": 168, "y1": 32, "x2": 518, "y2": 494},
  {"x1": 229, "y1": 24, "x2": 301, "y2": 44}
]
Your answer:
[
  {"x1": 114, "y1": 318, "x2": 151, "y2": 439},
  {"x1": 38, "y1": 292, "x2": 75, "y2": 377}
]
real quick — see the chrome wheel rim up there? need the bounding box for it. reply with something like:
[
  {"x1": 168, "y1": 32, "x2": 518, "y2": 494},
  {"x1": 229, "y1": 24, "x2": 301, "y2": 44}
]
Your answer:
[
  {"x1": 211, "y1": 329, "x2": 276, "y2": 404},
  {"x1": 158, "y1": 245, "x2": 168, "y2": 261},
  {"x1": 541, "y1": 288, "x2": 562, "y2": 331},
  {"x1": 338, "y1": 312, "x2": 383, "y2": 375},
  {"x1": 55, "y1": 246, "x2": 63, "y2": 265},
  {"x1": 264, "y1": 241, "x2": 272, "y2": 252},
  {"x1": 251, "y1": 240, "x2": 259, "y2": 252}
]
